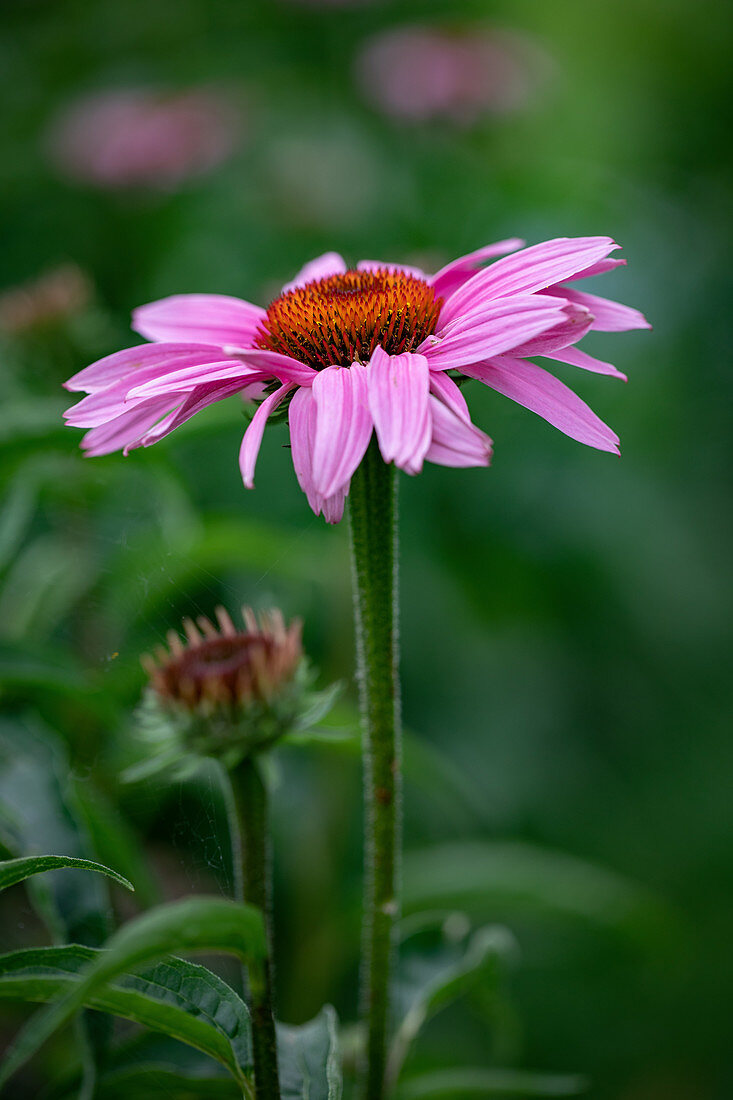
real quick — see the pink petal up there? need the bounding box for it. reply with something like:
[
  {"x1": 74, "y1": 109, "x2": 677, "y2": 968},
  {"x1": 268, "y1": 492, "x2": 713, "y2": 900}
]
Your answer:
[
  {"x1": 139, "y1": 377, "x2": 268, "y2": 447},
  {"x1": 463, "y1": 356, "x2": 620, "y2": 453},
  {"x1": 239, "y1": 383, "x2": 295, "y2": 489},
  {"x1": 357, "y1": 259, "x2": 428, "y2": 279},
  {"x1": 132, "y1": 294, "x2": 266, "y2": 345},
  {"x1": 547, "y1": 286, "x2": 651, "y2": 332},
  {"x1": 428, "y1": 371, "x2": 471, "y2": 420},
  {"x1": 126, "y1": 359, "x2": 263, "y2": 399},
  {"x1": 232, "y1": 348, "x2": 318, "y2": 386},
  {"x1": 320, "y1": 488, "x2": 347, "y2": 524},
  {"x1": 567, "y1": 257, "x2": 626, "y2": 280},
  {"x1": 508, "y1": 305, "x2": 595, "y2": 358},
  {"x1": 367, "y1": 347, "x2": 431, "y2": 475},
  {"x1": 65, "y1": 342, "x2": 229, "y2": 393},
  {"x1": 425, "y1": 396, "x2": 493, "y2": 468},
  {"x1": 440, "y1": 237, "x2": 618, "y2": 326},
  {"x1": 546, "y1": 345, "x2": 627, "y2": 381},
  {"x1": 282, "y1": 252, "x2": 347, "y2": 293},
  {"x1": 430, "y1": 238, "x2": 524, "y2": 298},
  {"x1": 79, "y1": 397, "x2": 176, "y2": 457},
  {"x1": 289, "y1": 387, "x2": 319, "y2": 505},
  {"x1": 65, "y1": 384, "x2": 178, "y2": 428},
  {"x1": 289, "y1": 387, "x2": 348, "y2": 523},
  {"x1": 311, "y1": 364, "x2": 373, "y2": 498},
  {"x1": 423, "y1": 297, "x2": 570, "y2": 370}
]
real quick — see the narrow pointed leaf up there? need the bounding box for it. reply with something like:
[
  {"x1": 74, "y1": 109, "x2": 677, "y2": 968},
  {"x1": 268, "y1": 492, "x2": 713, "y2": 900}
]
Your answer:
[
  {"x1": 0, "y1": 855, "x2": 134, "y2": 893},
  {"x1": 396, "y1": 1067, "x2": 588, "y2": 1098},
  {"x1": 91, "y1": 1065, "x2": 241, "y2": 1098},
  {"x1": 402, "y1": 840, "x2": 666, "y2": 938}
]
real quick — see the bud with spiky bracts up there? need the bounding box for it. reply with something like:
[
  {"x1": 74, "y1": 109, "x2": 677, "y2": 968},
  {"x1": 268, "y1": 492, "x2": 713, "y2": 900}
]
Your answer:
[{"x1": 132, "y1": 606, "x2": 337, "y2": 778}]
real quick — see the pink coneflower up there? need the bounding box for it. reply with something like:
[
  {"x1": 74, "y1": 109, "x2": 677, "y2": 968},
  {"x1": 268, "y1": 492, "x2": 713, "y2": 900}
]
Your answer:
[
  {"x1": 356, "y1": 25, "x2": 549, "y2": 124},
  {"x1": 64, "y1": 238, "x2": 649, "y2": 522},
  {"x1": 47, "y1": 88, "x2": 240, "y2": 191}
]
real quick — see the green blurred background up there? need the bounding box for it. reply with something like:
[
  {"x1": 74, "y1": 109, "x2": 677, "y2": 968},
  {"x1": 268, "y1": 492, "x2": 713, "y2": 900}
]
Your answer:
[{"x1": 1, "y1": 1, "x2": 732, "y2": 1097}]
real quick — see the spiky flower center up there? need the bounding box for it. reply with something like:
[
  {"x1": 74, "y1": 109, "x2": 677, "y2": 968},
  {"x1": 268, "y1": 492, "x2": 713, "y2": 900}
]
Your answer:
[
  {"x1": 257, "y1": 268, "x2": 442, "y2": 370},
  {"x1": 143, "y1": 607, "x2": 302, "y2": 712}
]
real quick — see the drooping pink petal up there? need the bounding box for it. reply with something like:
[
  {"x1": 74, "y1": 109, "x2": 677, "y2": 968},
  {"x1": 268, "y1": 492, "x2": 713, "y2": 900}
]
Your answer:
[
  {"x1": 430, "y1": 238, "x2": 524, "y2": 298},
  {"x1": 422, "y1": 296, "x2": 570, "y2": 370},
  {"x1": 239, "y1": 383, "x2": 295, "y2": 489},
  {"x1": 320, "y1": 488, "x2": 347, "y2": 524},
  {"x1": 125, "y1": 359, "x2": 263, "y2": 399},
  {"x1": 545, "y1": 286, "x2": 651, "y2": 332},
  {"x1": 440, "y1": 237, "x2": 618, "y2": 326},
  {"x1": 231, "y1": 348, "x2": 319, "y2": 386},
  {"x1": 64, "y1": 384, "x2": 177, "y2": 428},
  {"x1": 367, "y1": 347, "x2": 431, "y2": 475},
  {"x1": 79, "y1": 397, "x2": 177, "y2": 456},
  {"x1": 311, "y1": 363, "x2": 373, "y2": 498},
  {"x1": 425, "y1": 396, "x2": 493, "y2": 468},
  {"x1": 463, "y1": 356, "x2": 620, "y2": 453},
  {"x1": 428, "y1": 371, "x2": 471, "y2": 420},
  {"x1": 545, "y1": 345, "x2": 627, "y2": 380},
  {"x1": 140, "y1": 377, "x2": 269, "y2": 447},
  {"x1": 289, "y1": 387, "x2": 319, "y2": 506},
  {"x1": 566, "y1": 257, "x2": 626, "y2": 280},
  {"x1": 357, "y1": 259, "x2": 428, "y2": 279},
  {"x1": 65, "y1": 342, "x2": 230, "y2": 393},
  {"x1": 508, "y1": 304, "x2": 595, "y2": 358},
  {"x1": 132, "y1": 295, "x2": 266, "y2": 345},
  {"x1": 289, "y1": 386, "x2": 348, "y2": 523},
  {"x1": 282, "y1": 252, "x2": 347, "y2": 293}
]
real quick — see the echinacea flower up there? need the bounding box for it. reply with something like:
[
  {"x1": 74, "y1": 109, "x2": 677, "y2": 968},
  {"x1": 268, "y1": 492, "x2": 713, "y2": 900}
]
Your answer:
[{"x1": 64, "y1": 238, "x2": 649, "y2": 523}]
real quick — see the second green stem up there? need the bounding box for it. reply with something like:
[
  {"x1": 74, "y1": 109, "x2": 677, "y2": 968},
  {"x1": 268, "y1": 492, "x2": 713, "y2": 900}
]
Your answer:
[{"x1": 231, "y1": 757, "x2": 281, "y2": 1100}]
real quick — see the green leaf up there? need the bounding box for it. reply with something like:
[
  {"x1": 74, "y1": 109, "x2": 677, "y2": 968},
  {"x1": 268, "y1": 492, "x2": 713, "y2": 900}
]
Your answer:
[
  {"x1": 0, "y1": 855, "x2": 133, "y2": 893},
  {"x1": 0, "y1": 717, "x2": 114, "y2": 945},
  {"x1": 395, "y1": 1067, "x2": 588, "y2": 1099},
  {"x1": 90, "y1": 1065, "x2": 241, "y2": 1098},
  {"x1": 0, "y1": 641, "x2": 88, "y2": 698},
  {"x1": 277, "y1": 1006, "x2": 342, "y2": 1100},
  {"x1": 0, "y1": 473, "x2": 36, "y2": 572},
  {"x1": 0, "y1": 896, "x2": 266, "y2": 1090},
  {"x1": 0, "y1": 945, "x2": 253, "y2": 1089},
  {"x1": 0, "y1": 532, "x2": 97, "y2": 641},
  {"x1": 402, "y1": 840, "x2": 666, "y2": 940},
  {"x1": 389, "y1": 924, "x2": 515, "y2": 1086},
  {"x1": 0, "y1": 397, "x2": 69, "y2": 448}
]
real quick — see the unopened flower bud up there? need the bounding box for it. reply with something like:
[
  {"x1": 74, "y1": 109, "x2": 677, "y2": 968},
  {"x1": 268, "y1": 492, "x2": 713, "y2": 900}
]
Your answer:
[{"x1": 136, "y1": 606, "x2": 319, "y2": 773}]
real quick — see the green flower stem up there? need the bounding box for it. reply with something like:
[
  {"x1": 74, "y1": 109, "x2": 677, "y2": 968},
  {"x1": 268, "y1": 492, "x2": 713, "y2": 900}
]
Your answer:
[
  {"x1": 349, "y1": 438, "x2": 401, "y2": 1100},
  {"x1": 230, "y1": 757, "x2": 281, "y2": 1100}
]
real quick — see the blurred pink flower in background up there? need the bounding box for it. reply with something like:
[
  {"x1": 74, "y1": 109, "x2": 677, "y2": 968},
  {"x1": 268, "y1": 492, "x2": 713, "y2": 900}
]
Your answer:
[
  {"x1": 355, "y1": 25, "x2": 550, "y2": 124},
  {"x1": 0, "y1": 265, "x2": 92, "y2": 335},
  {"x1": 47, "y1": 88, "x2": 241, "y2": 190}
]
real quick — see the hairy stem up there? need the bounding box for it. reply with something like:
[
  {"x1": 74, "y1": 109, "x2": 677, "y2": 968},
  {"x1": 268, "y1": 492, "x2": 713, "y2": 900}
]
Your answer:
[
  {"x1": 230, "y1": 757, "x2": 281, "y2": 1100},
  {"x1": 350, "y1": 439, "x2": 401, "y2": 1100}
]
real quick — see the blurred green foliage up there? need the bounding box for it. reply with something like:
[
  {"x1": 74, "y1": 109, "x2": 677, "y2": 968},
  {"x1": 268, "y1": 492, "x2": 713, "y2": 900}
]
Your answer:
[{"x1": 1, "y1": 0, "x2": 732, "y2": 1097}]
